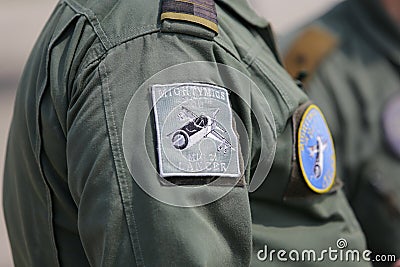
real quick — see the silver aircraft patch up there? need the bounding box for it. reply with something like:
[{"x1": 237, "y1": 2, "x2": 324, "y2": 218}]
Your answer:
[{"x1": 152, "y1": 83, "x2": 241, "y2": 178}]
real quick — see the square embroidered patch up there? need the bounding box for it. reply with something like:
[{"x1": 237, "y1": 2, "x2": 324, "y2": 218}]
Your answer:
[{"x1": 151, "y1": 83, "x2": 240, "y2": 178}]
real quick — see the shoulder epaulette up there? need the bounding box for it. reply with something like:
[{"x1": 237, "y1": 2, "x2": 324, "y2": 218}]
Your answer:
[
  {"x1": 284, "y1": 26, "x2": 338, "y2": 85},
  {"x1": 161, "y1": 0, "x2": 218, "y2": 34}
]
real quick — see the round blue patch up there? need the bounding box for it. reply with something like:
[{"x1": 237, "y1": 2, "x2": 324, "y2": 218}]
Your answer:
[
  {"x1": 383, "y1": 92, "x2": 400, "y2": 158},
  {"x1": 298, "y1": 105, "x2": 336, "y2": 193}
]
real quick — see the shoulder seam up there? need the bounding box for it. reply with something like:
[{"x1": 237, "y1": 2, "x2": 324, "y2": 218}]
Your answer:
[
  {"x1": 63, "y1": 0, "x2": 112, "y2": 49},
  {"x1": 62, "y1": 0, "x2": 163, "y2": 51}
]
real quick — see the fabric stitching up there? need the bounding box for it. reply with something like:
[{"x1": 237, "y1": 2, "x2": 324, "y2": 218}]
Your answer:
[
  {"x1": 35, "y1": 9, "x2": 84, "y2": 266},
  {"x1": 99, "y1": 62, "x2": 145, "y2": 266},
  {"x1": 254, "y1": 59, "x2": 293, "y2": 110},
  {"x1": 63, "y1": 0, "x2": 112, "y2": 49}
]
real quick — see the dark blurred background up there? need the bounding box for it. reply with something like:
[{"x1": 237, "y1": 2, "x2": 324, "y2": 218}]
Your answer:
[{"x1": 0, "y1": 1, "x2": 340, "y2": 266}]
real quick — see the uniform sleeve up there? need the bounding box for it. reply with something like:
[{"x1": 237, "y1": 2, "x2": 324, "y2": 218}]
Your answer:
[
  {"x1": 306, "y1": 50, "x2": 373, "y2": 193},
  {"x1": 66, "y1": 31, "x2": 252, "y2": 266},
  {"x1": 306, "y1": 46, "x2": 400, "y2": 258}
]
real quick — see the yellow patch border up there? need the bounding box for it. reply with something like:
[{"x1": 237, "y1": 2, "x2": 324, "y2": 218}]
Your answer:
[{"x1": 297, "y1": 104, "x2": 336, "y2": 194}]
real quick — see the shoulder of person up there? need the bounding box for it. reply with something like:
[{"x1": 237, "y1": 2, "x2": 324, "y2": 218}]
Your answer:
[
  {"x1": 63, "y1": 0, "x2": 220, "y2": 51},
  {"x1": 283, "y1": 25, "x2": 340, "y2": 84}
]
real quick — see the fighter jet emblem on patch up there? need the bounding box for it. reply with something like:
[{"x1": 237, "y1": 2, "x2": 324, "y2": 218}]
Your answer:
[
  {"x1": 152, "y1": 83, "x2": 241, "y2": 178},
  {"x1": 298, "y1": 105, "x2": 336, "y2": 193}
]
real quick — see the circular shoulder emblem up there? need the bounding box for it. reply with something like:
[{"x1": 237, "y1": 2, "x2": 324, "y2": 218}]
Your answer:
[
  {"x1": 298, "y1": 105, "x2": 336, "y2": 193},
  {"x1": 383, "y1": 92, "x2": 400, "y2": 158}
]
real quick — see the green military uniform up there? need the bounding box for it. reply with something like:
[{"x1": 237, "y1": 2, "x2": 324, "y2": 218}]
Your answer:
[
  {"x1": 4, "y1": 0, "x2": 369, "y2": 266},
  {"x1": 283, "y1": 0, "x2": 400, "y2": 265}
]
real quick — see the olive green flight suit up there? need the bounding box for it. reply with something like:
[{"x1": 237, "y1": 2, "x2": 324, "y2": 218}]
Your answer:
[
  {"x1": 3, "y1": 0, "x2": 369, "y2": 266},
  {"x1": 283, "y1": 0, "x2": 400, "y2": 266}
]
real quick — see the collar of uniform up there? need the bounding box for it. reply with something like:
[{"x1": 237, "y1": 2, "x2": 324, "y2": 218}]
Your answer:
[
  {"x1": 215, "y1": 0, "x2": 269, "y2": 28},
  {"x1": 350, "y1": 0, "x2": 400, "y2": 66}
]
